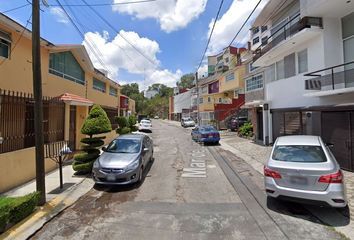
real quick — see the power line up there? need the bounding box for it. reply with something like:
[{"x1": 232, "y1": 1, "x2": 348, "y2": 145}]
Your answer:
[
  {"x1": 228, "y1": 0, "x2": 263, "y2": 47},
  {"x1": 54, "y1": 0, "x2": 113, "y2": 76},
  {"x1": 1, "y1": 3, "x2": 30, "y2": 14},
  {"x1": 81, "y1": 0, "x2": 158, "y2": 67},
  {"x1": 48, "y1": 0, "x2": 156, "y2": 7},
  {"x1": 196, "y1": 0, "x2": 224, "y2": 71}
]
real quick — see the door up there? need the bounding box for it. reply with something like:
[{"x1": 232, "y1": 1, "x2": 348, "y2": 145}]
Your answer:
[
  {"x1": 69, "y1": 106, "x2": 76, "y2": 151},
  {"x1": 321, "y1": 112, "x2": 352, "y2": 171},
  {"x1": 257, "y1": 109, "x2": 263, "y2": 141}
]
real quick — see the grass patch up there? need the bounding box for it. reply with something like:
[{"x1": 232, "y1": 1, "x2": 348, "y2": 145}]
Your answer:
[{"x1": 0, "y1": 192, "x2": 40, "y2": 234}]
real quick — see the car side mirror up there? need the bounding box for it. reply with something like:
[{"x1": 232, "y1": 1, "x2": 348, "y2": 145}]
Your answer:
[
  {"x1": 326, "y1": 143, "x2": 334, "y2": 148},
  {"x1": 143, "y1": 147, "x2": 149, "y2": 152},
  {"x1": 102, "y1": 146, "x2": 107, "y2": 152}
]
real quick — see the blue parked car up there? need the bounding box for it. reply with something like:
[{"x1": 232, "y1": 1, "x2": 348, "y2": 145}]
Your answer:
[{"x1": 191, "y1": 125, "x2": 220, "y2": 145}]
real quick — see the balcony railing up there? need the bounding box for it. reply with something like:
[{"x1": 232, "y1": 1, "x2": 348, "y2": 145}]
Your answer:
[
  {"x1": 304, "y1": 61, "x2": 354, "y2": 91},
  {"x1": 253, "y1": 14, "x2": 322, "y2": 63}
]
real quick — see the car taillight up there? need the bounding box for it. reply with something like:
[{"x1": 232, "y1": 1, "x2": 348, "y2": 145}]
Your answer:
[
  {"x1": 318, "y1": 170, "x2": 343, "y2": 184},
  {"x1": 264, "y1": 166, "x2": 281, "y2": 179}
]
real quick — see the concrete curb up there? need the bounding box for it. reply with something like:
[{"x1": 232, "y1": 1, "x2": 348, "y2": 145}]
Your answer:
[{"x1": 0, "y1": 177, "x2": 94, "y2": 240}]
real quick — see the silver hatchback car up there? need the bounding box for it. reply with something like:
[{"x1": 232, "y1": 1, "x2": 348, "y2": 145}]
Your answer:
[
  {"x1": 264, "y1": 135, "x2": 347, "y2": 208},
  {"x1": 92, "y1": 134, "x2": 153, "y2": 185}
]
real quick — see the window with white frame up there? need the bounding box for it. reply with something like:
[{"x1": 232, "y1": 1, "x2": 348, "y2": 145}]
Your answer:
[
  {"x1": 199, "y1": 97, "x2": 203, "y2": 104},
  {"x1": 207, "y1": 96, "x2": 211, "y2": 103},
  {"x1": 253, "y1": 36, "x2": 259, "y2": 45},
  {"x1": 0, "y1": 30, "x2": 11, "y2": 59},
  {"x1": 248, "y1": 62, "x2": 258, "y2": 73},
  {"x1": 225, "y1": 72, "x2": 235, "y2": 81},
  {"x1": 93, "y1": 78, "x2": 106, "y2": 92},
  {"x1": 246, "y1": 74, "x2": 263, "y2": 92},
  {"x1": 201, "y1": 85, "x2": 208, "y2": 94},
  {"x1": 297, "y1": 49, "x2": 308, "y2": 73}
]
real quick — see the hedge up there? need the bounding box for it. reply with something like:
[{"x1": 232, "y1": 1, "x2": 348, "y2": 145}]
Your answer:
[{"x1": 0, "y1": 192, "x2": 40, "y2": 233}]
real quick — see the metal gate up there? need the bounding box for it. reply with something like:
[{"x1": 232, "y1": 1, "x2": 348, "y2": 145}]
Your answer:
[
  {"x1": 321, "y1": 111, "x2": 354, "y2": 171},
  {"x1": 69, "y1": 106, "x2": 76, "y2": 151}
]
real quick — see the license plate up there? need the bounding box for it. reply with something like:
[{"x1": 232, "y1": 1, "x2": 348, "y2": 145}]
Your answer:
[
  {"x1": 290, "y1": 176, "x2": 307, "y2": 185},
  {"x1": 208, "y1": 135, "x2": 213, "y2": 138},
  {"x1": 106, "y1": 174, "x2": 116, "y2": 181}
]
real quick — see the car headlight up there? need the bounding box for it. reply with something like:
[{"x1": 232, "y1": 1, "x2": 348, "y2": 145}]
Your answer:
[
  {"x1": 93, "y1": 160, "x2": 100, "y2": 169},
  {"x1": 126, "y1": 160, "x2": 140, "y2": 171}
]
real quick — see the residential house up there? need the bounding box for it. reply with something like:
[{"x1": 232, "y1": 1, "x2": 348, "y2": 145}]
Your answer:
[
  {"x1": 0, "y1": 13, "x2": 134, "y2": 192},
  {"x1": 198, "y1": 46, "x2": 247, "y2": 127},
  {"x1": 251, "y1": 0, "x2": 354, "y2": 171}
]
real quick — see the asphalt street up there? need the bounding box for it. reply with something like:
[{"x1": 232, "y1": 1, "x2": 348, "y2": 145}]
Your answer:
[{"x1": 31, "y1": 120, "x2": 346, "y2": 240}]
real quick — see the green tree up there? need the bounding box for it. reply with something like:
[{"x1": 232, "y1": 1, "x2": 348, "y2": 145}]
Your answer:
[
  {"x1": 177, "y1": 73, "x2": 195, "y2": 89},
  {"x1": 121, "y1": 83, "x2": 140, "y2": 96},
  {"x1": 72, "y1": 105, "x2": 112, "y2": 174}
]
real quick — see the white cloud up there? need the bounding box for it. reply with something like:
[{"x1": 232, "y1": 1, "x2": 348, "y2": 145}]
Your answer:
[
  {"x1": 50, "y1": 7, "x2": 69, "y2": 24},
  {"x1": 207, "y1": 0, "x2": 267, "y2": 55},
  {"x1": 198, "y1": 64, "x2": 208, "y2": 79},
  {"x1": 83, "y1": 30, "x2": 182, "y2": 90},
  {"x1": 112, "y1": 0, "x2": 207, "y2": 33}
]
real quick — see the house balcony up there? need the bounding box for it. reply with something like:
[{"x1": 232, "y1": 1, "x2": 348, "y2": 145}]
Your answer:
[
  {"x1": 253, "y1": 14, "x2": 322, "y2": 67},
  {"x1": 304, "y1": 61, "x2": 354, "y2": 97}
]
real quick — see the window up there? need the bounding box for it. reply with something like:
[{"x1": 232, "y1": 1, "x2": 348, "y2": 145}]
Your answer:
[
  {"x1": 218, "y1": 98, "x2": 222, "y2": 103},
  {"x1": 272, "y1": 145, "x2": 326, "y2": 163},
  {"x1": 261, "y1": 36, "x2": 268, "y2": 46},
  {"x1": 276, "y1": 59, "x2": 284, "y2": 80},
  {"x1": 225, "y1": 57, "x2": 229, "y2": 63},
  {"x1": 202, "y1": 85, "x2": 208, "y2": 94},
  {"x1": 109, "y1": 86, "x2": 118, "y2": 96},
  {"x1": 265, "y1": 64, "x2": 276, "y2": 82},
  {"x1": 0, "y1": 30, "x2": 11, "y2": 59},
  {"x1": 49, "y1": 51, "x2": 85, "y2": 85},
  {"x1": 225, "y1": 72, "x2": 235, "y2": 81},
  {"x1": 246, "y1": 74, "x2": 263, "y2": 92},
  {"x1": 217, "y1": 55, "x2": 223, "y2": 62},
  {"x1": 284, "y1": 53, "x2": 295, "y2": 78},
  {"x1": 93, "y1": 78, "x2": 106, "y2": 92},
  {"x1": 297, "y1": 49, "x2": 308, "y2": 73},
  {"x1": 252, "y1": 26, "x2": 260, "y2": 34},
  {"x1": 261, "y1": 25, "x2": 268, "y2": 32},
  {"x1": 199, "y1": 97, "x2": 203, "y2": 104},
  {"x1": 207, "y1": 96, "x2": 211, "y2": 103},
  {"x1": 253, "y1": 37, "x2": 259, "y2": 45}
]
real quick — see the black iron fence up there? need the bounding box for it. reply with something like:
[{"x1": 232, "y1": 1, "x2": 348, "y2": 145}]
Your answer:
[
  {"x1": 0, "y1": 89, "x2": 65, "y2": 154},
  {"x1": 102, "y1": 106, "x2": 119, "y2": 130},
  {"x1": 304, "y1": 61, "x2": 354, "y2": 90}
]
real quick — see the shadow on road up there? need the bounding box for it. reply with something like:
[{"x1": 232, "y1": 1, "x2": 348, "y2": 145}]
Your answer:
[{"x1": 267, "y1": 196, "x2": 351, "y2": 227}]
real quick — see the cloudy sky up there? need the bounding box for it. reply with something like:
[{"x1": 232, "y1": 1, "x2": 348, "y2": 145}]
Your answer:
[{"x1": 1, "y1": 0, "x2": 265, "y2": 90}]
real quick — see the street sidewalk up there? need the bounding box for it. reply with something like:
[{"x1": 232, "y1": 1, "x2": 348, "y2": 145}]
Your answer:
[
  {"x1": 0, "y1": 164, "x2": 94, "y2": 240},
  {"x1": 219, "y1": 133, "x2": 354, "y2": 239}
]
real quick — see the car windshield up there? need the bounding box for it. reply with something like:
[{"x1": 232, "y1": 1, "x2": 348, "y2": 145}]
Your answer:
[
  {"x1": 106, "y1": 139, "x2": 141, "y2": 153},
  {"x1": 200, "y1": 126, "x2": 216, "y2": 132},
  {"x1": 272, "y1": 145, "x2": 327, "y2": 163},
  {"x1": 185, "y1": 118, "x2": 193, "y2": 121},
  {"x1": 141, "y1": 120, "x2": 151, "y2": 124}
]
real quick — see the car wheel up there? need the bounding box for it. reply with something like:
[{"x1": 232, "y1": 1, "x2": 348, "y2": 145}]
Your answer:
[
  {"x1": 138, "y1": 166, "x2": 144, "y2": 183},
  {"x1": 215, "y1": 141, "x2": 219, "y2": 145}
]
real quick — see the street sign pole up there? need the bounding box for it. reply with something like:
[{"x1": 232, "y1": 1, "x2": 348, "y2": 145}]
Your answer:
[{"x1": 32, "y1": 0, "x2": 46, "y2": 205}]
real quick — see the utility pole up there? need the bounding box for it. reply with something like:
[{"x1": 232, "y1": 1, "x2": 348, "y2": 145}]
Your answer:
[
  {"x1": 32, "y1": 0, "x2": 46, "y2": 205},
  {"x1": 195, "y1": 72, "x2": 200, "y2": 126}
]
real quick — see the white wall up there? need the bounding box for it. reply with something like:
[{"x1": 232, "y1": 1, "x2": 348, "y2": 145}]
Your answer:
[{"x1": 173, "y1": 90, "x2": 192, "y2": 113}]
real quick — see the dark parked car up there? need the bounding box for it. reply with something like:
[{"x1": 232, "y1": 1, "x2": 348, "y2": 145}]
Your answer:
[
  {"x1": 191, "y1": 125, "x2": 220, "y2": 145},
  {"x1": 92, "y1": 134, "x2": 153, "y2": 185},
  {"x1": 227, "y1": 116, "x2": 248, "y2": 131}
]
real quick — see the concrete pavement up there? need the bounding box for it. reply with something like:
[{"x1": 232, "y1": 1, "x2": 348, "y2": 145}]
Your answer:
[{"x1": 1, "y1": 165, "x2": 94, "y2": 240}]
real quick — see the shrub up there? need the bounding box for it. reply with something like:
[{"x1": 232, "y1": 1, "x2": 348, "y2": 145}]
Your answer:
[
  {"x1": 115, "y1": 116, "x2": 128, "y2": 129},
  {"x1": 118, "y1": 127, "x2": 131, "y2": 135},
  {"x1": 128, "y1": 115, "x2": 137, "y2": 129},
  {"x1": 73, "y1": 105, "x2": 112, "y2": 174},
  {"x1": 238, "y1": 122, "x2": 253, "y2": 137},
  {"x1": 0, "y1": 192, "x2": 39, "y2": 233}
]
